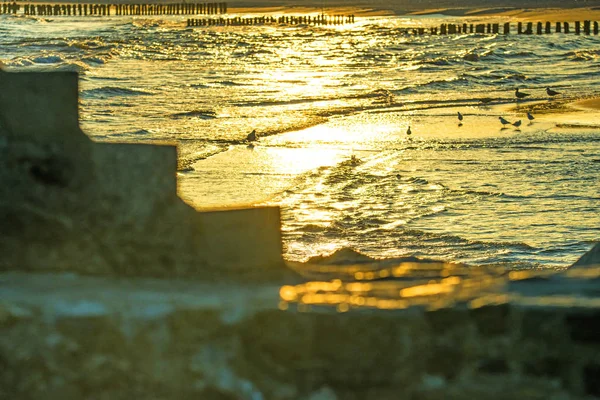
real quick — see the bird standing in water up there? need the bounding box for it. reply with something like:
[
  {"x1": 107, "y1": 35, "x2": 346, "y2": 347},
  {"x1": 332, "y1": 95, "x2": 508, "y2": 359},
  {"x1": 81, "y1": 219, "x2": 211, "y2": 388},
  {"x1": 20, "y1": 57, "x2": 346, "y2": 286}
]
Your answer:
[
  {"x1": 499, "y1": 116, "x2": 511, "y2": 127},
  {"x1": 458, "y1": 111, "x2": 463, "y2": 126},
  {"x1": 406, "y1": 126, "x2": 412, "y2": 136},
  {"x1": 527, "y1": 112, "x2": 535, "y2": 121},
  {"x1": 515, "y1": 88, "x2": 530, "y2": 100},
  {"x1": 246, "y1": 129, "x2": 257, "y2": 142},
  {"x1": 546, "y1": 87, "x2": 560, "y2": 97},
  {"x1": 512, "y1": 120, "x2": 522, "y2": 129}
]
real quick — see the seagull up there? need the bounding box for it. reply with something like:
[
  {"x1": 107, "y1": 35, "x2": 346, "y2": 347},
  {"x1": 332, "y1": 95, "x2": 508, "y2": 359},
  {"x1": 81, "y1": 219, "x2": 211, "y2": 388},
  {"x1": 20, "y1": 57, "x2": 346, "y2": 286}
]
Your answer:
[
  {"x1": 515, "y1": 88, "x2": 530, "y2": 100},
  {"x1": 512, "y1": 120, "x2": 522, "y2": 129},
  {"x1": 499, "y1": 116, "x2": 512, "y2": 126},
  {"x1": 406, "y1": 126, "x2": 412, "y2": 136},
  {"x1": 546, "y1": 87, "x2": 560, "y2": 97},
  {"x1": 246, "y1": 129, "x2": 257, "y2": 142},
  {"x1": 527, "y1": 112, "x2": 535, "y2": 121}
]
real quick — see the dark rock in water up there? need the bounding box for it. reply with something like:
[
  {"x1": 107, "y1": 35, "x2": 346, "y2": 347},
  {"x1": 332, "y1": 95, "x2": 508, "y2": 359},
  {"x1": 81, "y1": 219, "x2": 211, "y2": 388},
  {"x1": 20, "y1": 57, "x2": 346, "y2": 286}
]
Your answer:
[
  {"x1": 570, "y1": 242, "x2": 600, "y2": 268},
  {"x1": 306, "y1": 248, "x2": 376, "y2": 265}
]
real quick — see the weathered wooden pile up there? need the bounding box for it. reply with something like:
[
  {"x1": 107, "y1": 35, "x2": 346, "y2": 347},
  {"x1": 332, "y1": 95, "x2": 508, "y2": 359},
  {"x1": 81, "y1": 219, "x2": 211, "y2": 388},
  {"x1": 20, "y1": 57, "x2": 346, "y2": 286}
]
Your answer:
[
  {"x1": 412, "y1": 20, "x2": 599, "y2": 35},
  {"x1": 187, "y1": 14, "x2": 355, "y2": 27}
]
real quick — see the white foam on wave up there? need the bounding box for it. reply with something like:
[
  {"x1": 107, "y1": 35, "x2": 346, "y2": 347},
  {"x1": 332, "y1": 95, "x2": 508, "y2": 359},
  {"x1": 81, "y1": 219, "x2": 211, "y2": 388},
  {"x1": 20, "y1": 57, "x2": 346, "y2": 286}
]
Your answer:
[
  {"x1": 81, "y1": 56, "x2": 107, "y2": 65},
  {"x1": 33, "y1": 55, "x2": 63, "y2": 64}
]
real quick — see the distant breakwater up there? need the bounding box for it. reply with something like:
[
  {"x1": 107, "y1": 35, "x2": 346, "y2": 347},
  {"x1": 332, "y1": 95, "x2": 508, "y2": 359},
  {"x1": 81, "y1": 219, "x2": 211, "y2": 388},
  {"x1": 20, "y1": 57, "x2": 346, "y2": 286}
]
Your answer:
[
  {"x1": 1, "y1": 1, "x2": 228, "y2": 16},
  {"x1": 1, "y1": 2, "x2": 598, "y2": 35},
  {"x1": 187, "y1": 14, "x2": 355, "y2": 27},
  {"x1": 187, "y1": 19, "x2": 598, "y2": 33},
  {"x1": 407, "y1": 21, "x2": 599, "y2": 35},
  {"x1": 183, "y1": 18, "x2": 599, "y2": 33}
]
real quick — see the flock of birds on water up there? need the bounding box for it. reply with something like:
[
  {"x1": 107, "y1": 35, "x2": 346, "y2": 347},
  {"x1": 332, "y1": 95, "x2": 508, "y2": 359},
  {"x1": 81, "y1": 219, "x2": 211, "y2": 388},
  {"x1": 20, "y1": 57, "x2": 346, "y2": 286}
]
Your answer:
[
  {"x1": 406, "y1": 87, "x2": 561, "y2": 136},
  {"x1": 245, "y1": 86, "x2": 562, "y2": 144}
]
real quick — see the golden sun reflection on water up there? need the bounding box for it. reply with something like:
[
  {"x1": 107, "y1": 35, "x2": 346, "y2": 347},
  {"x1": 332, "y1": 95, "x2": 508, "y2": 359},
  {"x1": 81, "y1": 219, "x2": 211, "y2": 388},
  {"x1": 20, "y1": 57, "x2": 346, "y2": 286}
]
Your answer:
[
  {"x1": 279, "y1": 264, "x2": 600, "y2": 313},
  {"x1": 181, "y1": 145, "x2": 348, "y2": 207}
]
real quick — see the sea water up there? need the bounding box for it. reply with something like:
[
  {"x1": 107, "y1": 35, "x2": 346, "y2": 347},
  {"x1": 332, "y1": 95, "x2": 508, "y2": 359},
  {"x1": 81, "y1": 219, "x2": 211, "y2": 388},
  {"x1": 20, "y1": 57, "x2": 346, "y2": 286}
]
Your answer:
[{"x1": 1, "y1": 12, "x2": 598, "y2": 269}]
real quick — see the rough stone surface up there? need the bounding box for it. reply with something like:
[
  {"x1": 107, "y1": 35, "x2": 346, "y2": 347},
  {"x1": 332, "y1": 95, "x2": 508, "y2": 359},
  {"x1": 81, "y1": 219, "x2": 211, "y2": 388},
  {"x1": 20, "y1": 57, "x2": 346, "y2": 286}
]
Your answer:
[
  {"x1": 0, "y1": 71, "x2": 294, "y2": 281},
  {"x1": 2, "y1": 268, "x2": 600, "y2": 400}
]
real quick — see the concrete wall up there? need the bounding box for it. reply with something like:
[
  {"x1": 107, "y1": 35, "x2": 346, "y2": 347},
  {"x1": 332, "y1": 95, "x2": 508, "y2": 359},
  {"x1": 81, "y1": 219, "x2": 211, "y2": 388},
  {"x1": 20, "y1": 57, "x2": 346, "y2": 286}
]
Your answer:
[{"x1": 0, "y1": 70, "x2": 293, "y2": 281}]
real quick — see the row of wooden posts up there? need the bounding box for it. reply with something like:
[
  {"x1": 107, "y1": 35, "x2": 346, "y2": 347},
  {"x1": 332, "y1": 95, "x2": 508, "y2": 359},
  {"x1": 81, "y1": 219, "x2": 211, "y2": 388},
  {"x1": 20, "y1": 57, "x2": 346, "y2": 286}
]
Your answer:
[
  {"x1": 0, "y1": 1, "x2": 598, "y2": 35},
  {"x1": 186, "y1": 14, "x2": 356, "y2": 27},
  {"x1": 0, "y1": 2, "x2": 227, "y2": 15},
  {"x1": 416, "y1": 21, "x2": 599, "y2": 35},
  {"x1": 184, "y1": 17, "x2": 598, "y2": 33}
]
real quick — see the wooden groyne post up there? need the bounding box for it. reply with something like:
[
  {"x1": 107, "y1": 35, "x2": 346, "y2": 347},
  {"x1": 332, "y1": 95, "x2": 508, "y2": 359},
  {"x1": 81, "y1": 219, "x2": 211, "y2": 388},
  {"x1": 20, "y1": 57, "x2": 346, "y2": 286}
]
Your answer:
[
  {"x1": 3, "y1": 2, "x2": 229, "y2": 16},
  {"x1": 187, "y1": 13, "x2": 355, "y2": 27},
  {"x1": 431, "y1": 20, "x2": 598, "y2": 35}
]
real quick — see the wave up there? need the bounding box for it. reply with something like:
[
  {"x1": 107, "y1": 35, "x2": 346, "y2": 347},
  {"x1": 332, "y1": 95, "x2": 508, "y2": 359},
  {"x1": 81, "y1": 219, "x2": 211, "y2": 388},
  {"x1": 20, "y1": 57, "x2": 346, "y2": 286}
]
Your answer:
[
  {"x1": 415, "y1": 77, "x2": 470, "y2": 91},
  {"x1": 233, "y1": 95, "x2": 346, "y2": 108},
  {"x1": 6, "y1": 55, "x2": 64, "y2": 66},
  {"x1": 305, "y1": 248, "x2": 380, "y2": 265},
  {"x1": 459, "y1": 71, "x2": 528, "y2": 85},
  {"x1": 176, "y1": 142, "x2": 229, "y2": 171},
  {"x1": 128, "y1": 129, "x2": 151, "y2": 135},
  {"x1": 81, "y1": 56, "x2": 108, "y2": 65},
  {"x1": 296, "y1": 242, "x2": 538, "y2": 277},
  {"x1": 171, "y1": 110, "x2": 217, "y2": 119},
  {"x1": 564, "y1": 50, "x2": 600, "y2": 61},
  {"x1": 81, "y1": 86, "x2": 154, "y2": 98},
  {"x1": 419, "y1": 57, "x2": 452, "y2": 66},
  {"x1": 233, "y1": 49, "x2": 274, "y2": 57},
  {"x1": 9, "y1": 14, "x2": 52, "y2": 23},
  {"x1": 215, "y1": 80, "x2": 246, "y2": 86},
  {"x1": 555, "y1": 123, "x2": 600, "y2": 130},
  {"x1": 500, "y1": 50, "x2": 537, "y2": 58},
  {"x1": 132, "y1": 19, "x2": 162, "y2": 28},
  {"x1": 391, "y1": 228, "x2": 537, "y2": 252},
  {"x1": 67, "y1": 39, "x2": 111, "y2": 50},
  {"x1": 3, "y1": 57, "x2": 90, "y2": 73}
]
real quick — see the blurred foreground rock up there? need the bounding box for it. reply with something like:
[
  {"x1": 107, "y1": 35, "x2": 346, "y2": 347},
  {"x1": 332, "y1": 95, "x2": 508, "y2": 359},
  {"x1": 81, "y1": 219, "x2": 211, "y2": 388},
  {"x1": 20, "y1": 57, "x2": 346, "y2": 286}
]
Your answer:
[
  {"x1": 2, "y1": 263, "x2": 600, "y2": 400},
  {"x1": 1, "y1": 71, "x2": 599, "y2": 400}
]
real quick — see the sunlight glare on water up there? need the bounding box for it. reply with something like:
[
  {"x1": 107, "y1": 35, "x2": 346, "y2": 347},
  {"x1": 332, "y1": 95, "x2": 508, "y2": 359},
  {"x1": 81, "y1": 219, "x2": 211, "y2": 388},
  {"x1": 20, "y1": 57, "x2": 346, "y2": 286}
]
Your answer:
[{"x1": 1, "y1": 12, "x2": 598, "y2": 268}]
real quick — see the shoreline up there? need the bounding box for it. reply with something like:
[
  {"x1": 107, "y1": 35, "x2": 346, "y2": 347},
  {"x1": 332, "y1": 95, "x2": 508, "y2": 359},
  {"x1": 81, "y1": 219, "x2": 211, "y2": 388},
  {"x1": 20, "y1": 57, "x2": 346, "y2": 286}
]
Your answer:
[
  {"x1": 573, "y1": 98, "x2": 600, "y2": 111},
  {"x1": 226, "y1": 6, "x2": 600, "y2": 20},
  {"x1": 405, "y1": 6, "x2": 600, "y2": 22},
  {"x1": 224, "y1": 4, "x2": 600, "y2": 20}
]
